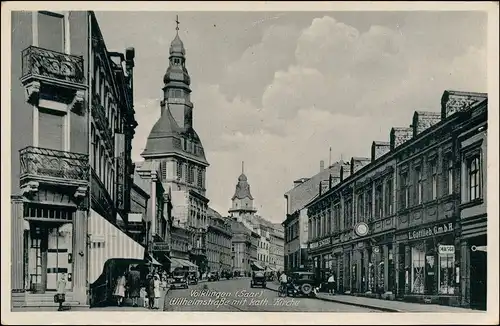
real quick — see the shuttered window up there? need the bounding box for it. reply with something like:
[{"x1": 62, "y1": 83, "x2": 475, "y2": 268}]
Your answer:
[
  {"x1": 38, "y1": 110, "x2": 64, "y2": 150},
  {"x1": 37, "y1": 11, "x2": 64, "y2": 53}
]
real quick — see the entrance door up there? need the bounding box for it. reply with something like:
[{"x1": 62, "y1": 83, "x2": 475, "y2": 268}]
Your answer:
[{"x1": 470, "y1": 250, "x2": 487, "y2": 310}]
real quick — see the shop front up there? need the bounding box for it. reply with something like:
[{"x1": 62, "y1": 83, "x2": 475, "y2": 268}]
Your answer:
[
  {"x1": 308, "y1": 236, "x2": 332, "y2": 282},
  {"x1": 395, "y1": 221, "x2": 460, "y2": 306}
]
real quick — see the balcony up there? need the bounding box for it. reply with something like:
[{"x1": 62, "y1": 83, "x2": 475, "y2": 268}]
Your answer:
[
  {"x1": 21, "y1": 46, "x2": 86, "y2": 111},
  {"x1": 19, "y1": 146, "x2": 89, "y2": 200},
  {"x1": 91, "y1": 169, "x2": 115, "y2": 221}
]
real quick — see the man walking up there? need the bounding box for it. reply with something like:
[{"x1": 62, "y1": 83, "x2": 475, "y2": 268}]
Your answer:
[{"x1": 327, "y1": 273, "x2": 336, "y2": 294}]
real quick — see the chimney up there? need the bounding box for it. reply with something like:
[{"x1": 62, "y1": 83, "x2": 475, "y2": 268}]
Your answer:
[
  {"x1": 371, "y1": 141, "x2": 390, "y2": 162},
  {"x1": 320, "y1": 160, "x2": 325, "y2": 172},
  {"x1": 441, "y1": 90, "x2": 488, "y2": 119},
  {"x1": 412, "y1": 111, "x2": 441, "y2": 137},
  {"x1": 350, "y1": 157, "x2": 370, "y2": 175},
  {"x1": 390, "y1": 127, "x2": 412, "y2": 150}
]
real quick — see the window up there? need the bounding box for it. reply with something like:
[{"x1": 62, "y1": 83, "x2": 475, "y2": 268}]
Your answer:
[
  {"x1": 37, "y1": 11, "x2": 65, "y2": 52},
  {"x1": 176, "y1": 161, "x2": 183, "y2": 179},
  {"x1": 365, "y1": 191, "x2": 372, "y2": 221},
  {"x1": 416, "y1": 167, "x2": 423, "y2": 204},
  {"x1": 38, "y1": 109, "x2": 64, "y2": 151},
  {"x1": 161, "y1": 161, "x2": 167, "y2": 181},
  {"x1": 197, "y1": 169, "x2": 203, "y2": 188},
  {"x1": 468, "y1": 156, "x2": 480, "y2": 201},
  {"x1": 447, "y1": 159, "x2": 454, "y2": 195},
  {"x1": 344, "y1": 199, "x2": 353, "y2": 229},
  {"x1": 439, "y1": 251, "x2": 455, "y2": 294},
  {"x1": 385, "y1": 178, "x2": 393, "y2": 215},
  {"x1": 400, "y1": 173, "x2": 409, "y2": 209},
  {"x1": 357, "y1": 194, "x2": 364, "y2": 222},
  {"x1": 411, "y1": 245, "x2": 425, "y2": 294},
  {"x1": 375, "y1": 184, "x2": 383, "y2": 218},
  {"x1": 430, "y1": 160, "x2": 438, "y2": 200}
]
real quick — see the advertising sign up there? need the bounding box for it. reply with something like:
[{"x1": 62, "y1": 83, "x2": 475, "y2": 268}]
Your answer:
[
  {"x1": 115, "y1": 133, "x2": 126, "y2": 210},
  {"x1": 438, "y1": 245, "x2": 455, "y2": 255}
]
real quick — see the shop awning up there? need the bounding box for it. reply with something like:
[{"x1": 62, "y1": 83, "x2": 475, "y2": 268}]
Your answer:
[
  {"x1": 88, "y1": 209, "x2": 145, "y2": 284},
  {"x1": 267, "y1": 266, "x2": 276, "y2": 272},
  {"x1": 251, "y1": 262, "x2": 265, "y2": 270},
  {"x1": 170, "y1": 258, "x2": 198, "y2": 272},
  {"x1": 147, "y1": 254, "x2": 162, "y2": 266}
]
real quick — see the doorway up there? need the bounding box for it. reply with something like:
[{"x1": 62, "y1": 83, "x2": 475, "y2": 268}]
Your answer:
[{"x1": 470, "y1": 236, "x2": 487, "y2": 310}]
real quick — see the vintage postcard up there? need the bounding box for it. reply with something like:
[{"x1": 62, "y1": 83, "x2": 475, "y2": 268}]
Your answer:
[{"x1": 1, "y1": 1, "x2": 498, "y2": 325}]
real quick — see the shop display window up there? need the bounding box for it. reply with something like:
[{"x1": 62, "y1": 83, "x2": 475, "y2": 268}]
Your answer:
[
  {"x1": 411, "y1": 245, "x2": 425, "y2": 294},
  {"x1": 439, "y1": 250, "x2": 455, "y2": 294}
]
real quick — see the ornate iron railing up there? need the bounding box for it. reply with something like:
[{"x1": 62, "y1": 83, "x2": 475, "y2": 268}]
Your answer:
[
  {"x1": 21, "y1": 46, "x2": 85, "y2": 85},
  {"x1": 19, "y1": 146, "x2": 89, "y2": 182}
]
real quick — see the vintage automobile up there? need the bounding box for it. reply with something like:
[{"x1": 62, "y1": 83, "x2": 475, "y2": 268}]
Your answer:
[
  {"x1": 188, "y1": 271, "x2": 198, "y2": 285},
  {"x1": 207, "y1": 272, "x2": 220, "y2": 282},
  {"x1": 250, "y1": 271, "x2": 267, "y2": 288},
  {"x1": 287, "y1": 271, "x2": 318, "y2": 297},
  {"x1": 170, "y1": 270, "x2": 189, "y2": 289}
]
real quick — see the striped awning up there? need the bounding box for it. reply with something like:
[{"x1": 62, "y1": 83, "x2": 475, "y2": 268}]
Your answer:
[
  {"x1": 170, "y1": 258, "x2": 198, "y2": 271},
  {"x1": 88, "y1": 209, "x2": 145, "y2": 284},
  {"x1": 251, "y1": 262, "x2": 265, "y2": 270}
]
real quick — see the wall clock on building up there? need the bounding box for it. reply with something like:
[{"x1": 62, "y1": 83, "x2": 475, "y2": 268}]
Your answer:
[{"x1": 354, "y1": 222, "x2": 369, "y2": 237}]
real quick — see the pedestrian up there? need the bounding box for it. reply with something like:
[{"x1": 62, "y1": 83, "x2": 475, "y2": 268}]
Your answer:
[
  {"x1": 55, "y1": 272, "x2": 67, "y2": 311},
  {"x1": 153, "y1": 273, "x2": 161, "y2": 309},
  {"x1": 127, "y1": 265, "x2": 141, "y2": 307},
  {"x1": 147, "y1": 274, "x2": 155, "y2": 309},
  {"x1": 114, "y1": 272, "x2": 127, "y2": 307},
  {"x1": 327, "y1": 273, "x2": 335, "y2": 294},
  {"x1": 140, "y1": 286, "x2": 148, "y2": 308}
]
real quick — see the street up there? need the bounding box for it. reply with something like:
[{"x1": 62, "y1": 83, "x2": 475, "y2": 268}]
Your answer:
[{"x1": 163, "y1": 278, "x2": 378, "y2": 312}]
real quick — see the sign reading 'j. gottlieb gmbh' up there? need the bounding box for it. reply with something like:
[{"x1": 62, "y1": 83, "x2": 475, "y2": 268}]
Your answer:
[{"x1": 408, "y1": 222, "x2": 454, "y2": 240}]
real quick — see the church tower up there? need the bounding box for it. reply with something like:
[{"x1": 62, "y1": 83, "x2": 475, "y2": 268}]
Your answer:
[
  {"x1": 141, "y1": 15, "x2": 209, "y2": 233},
  {"x1": 229, "y1": 161, "x2": 257, "y2": 221}
]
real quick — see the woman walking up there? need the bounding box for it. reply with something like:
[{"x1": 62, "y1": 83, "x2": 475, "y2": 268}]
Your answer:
[
  {"x1": 127, "y1": 265, "x2": 141, "y2": 307},
  {"x1": 56, "y1": 272, "x2": 67, "y2": 311},
  {"x1": 114, "y1": 272, "x2": 127, "y2": 307},
  {"x1": 153, "y1": 274, "x2": 161, "y2": 309},
  {"x1": 146, "y1": 274, "x2": 155, "y2": 309}
]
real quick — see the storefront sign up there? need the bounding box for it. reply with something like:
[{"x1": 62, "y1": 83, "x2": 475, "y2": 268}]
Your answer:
[
  {"x1": 115, "y1": 133, "x2": 126, "y2": 211},
  {"x1": 438, "y1": 245, "x2": 455, "y2": 255},
  {"x1": 408, "y1": 222, "x2": 454, "y2": 240},
  {"x1": 354, "y1": 222, "x2": 369, "y2": 237},
  {"x1": 309, "y1": 237, "x2": 331, "y2": 250}
]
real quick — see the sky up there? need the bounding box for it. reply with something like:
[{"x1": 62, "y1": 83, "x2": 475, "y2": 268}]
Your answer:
[{"x1": 94, "y1": 10, "x2": 487, "y2": 224}]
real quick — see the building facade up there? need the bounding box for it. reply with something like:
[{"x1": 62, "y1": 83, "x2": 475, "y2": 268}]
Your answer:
[
  {"x1": 282, "y1": 161, "x2": 348, "y2": 273},
  {"x1": 206, "y1": 208, "x2": 233, "y2": 274},
  {"x1": 230, "y1": 220, "x2": 253, "y2": 276},
  {"x1": 10, "y1": 11, "x2": 139, "y2": 308},
  {"x1": 305, "y1": 90, "x2": 487, "y2": 309},
  {"x1": 269, "y1": 223, "x2": 285, "y2": 272},
  {"x1": 140, "y1": 23, "x2": 209, "y2": 274}
]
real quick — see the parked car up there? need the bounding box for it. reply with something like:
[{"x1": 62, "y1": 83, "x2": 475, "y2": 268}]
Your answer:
[
  {"x1": 170, "y1": 270, "x2": 189, "y2": 289},
  {"x1": 288, "y1": 271, "x2": 318, "y2": 297},
  {"x1": 188, "y1": 271, "x2": 198, "y2": 285},
  {"x1": 250, "y1": 271, "x2": 266, "y2": 288},
  {"x1": 207, "y1": 272, "x2": 220, "y2": 282}
]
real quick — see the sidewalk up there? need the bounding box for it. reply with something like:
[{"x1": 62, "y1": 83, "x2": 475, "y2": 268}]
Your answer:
[{"x1": 265, "y1": 283, "x2": 478, "y2": 313}]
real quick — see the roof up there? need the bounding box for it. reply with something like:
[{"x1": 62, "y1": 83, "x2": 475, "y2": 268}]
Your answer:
[
  {"x1": 232, "y1": 173, "x2": 254, "y2": 200},
  {"x1": 284, "y1": 161, "x2": 348, "y2": 214}
]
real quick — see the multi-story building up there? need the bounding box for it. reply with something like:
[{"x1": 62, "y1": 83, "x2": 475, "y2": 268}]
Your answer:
[
  {"x1": 206, "y1": 208, "x2": 233, "y2": 273},
  {"x1": 305, "y1": 90, "x2": 487, "y2": 309},
  {"x1": 282, "y1": 160, "x2": 348, "y2": 273},
  {"x1": 127, "y1": 168, "x2": 150, "y2": 245},
  {"x1": 230, "y1": 220, "x2": 253, "y2": 276},
  {"x1": 135, "y1": 161, "x2": 171, "y2": 268},
  {"x1": 10, "y1": 11, "x2": 140, "y2": 309},
  {"x1": 269, "y1": 223, "x2": 285, "y2": 272},
  {"x1": 256, "y1": 224, "x2": 270, "y2": 270},
  {"x1": 140, "y1": 21, "x2": 209, "y2": 274}
]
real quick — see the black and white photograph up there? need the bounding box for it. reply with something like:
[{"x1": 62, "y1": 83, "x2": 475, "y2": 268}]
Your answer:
[{"x1": 1, "y1": 1, "x2": 498, "y2": 325}]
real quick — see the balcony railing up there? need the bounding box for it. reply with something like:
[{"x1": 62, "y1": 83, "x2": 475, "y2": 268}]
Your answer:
[
  {"x1": 91, "y1": 169, "x2": 115, "y2": 221},
  {"x1": 21, "y1": 46, "x2": 85, "y2": 86},
  {"x1": 20, "y1": 146, "x2": 89, "y2": 184},
  {"x1": 91, "y1": 95, "x2": 113, "y2": 148}
]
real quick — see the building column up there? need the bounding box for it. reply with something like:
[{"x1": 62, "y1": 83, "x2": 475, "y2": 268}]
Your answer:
[
  {"x1": 11, "y1": 196, "x2": 25, "y2": 291},
  {"x1": 383, "y1": 244, "x2": 389, "y2": 293},
  {"x1": 363, "y1": 248, "x2": 369, "y2": 293},
  {"x1": 404, "y1": 245, "x2": 411, "y2": 294},
  {"x1": 72, "y1": 209, "x2": 88, "y2": 305},
  {"x1": 393, "y1": 242, "x2": 399, "y2": 295}
]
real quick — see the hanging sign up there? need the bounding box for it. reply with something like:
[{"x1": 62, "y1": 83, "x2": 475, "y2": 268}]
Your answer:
[{"x1": 438, "y1": 245, "x2": 455, "y2": 255}]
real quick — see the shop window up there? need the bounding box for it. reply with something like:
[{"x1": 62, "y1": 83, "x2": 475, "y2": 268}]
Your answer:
[
  {"x1": 468, "y1": 156, "x2": 480, "y2": 201},
  {"x1": 411, "y1": 245, "x2": 425, "y2": 294},
  {"x1": 438, "y1": 249, "x2": 455, "y2": 294}
]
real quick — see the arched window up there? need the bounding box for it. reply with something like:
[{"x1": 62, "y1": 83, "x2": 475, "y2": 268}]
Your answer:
[{"x1": 468, "y1": 156, "x2": 480, "y2": 200}]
